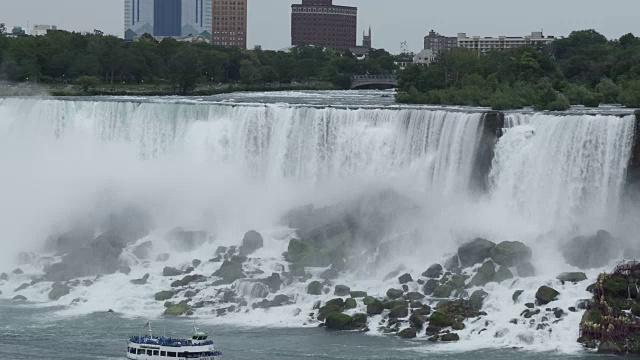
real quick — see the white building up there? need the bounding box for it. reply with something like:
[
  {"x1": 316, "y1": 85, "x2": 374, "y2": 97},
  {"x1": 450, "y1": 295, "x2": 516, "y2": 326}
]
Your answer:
[
  {"x1": 456, "y1": 31, "x2": 555, "y2": 53},
  {"x1": 32, "y1": 24, "x2": 57, "y2": 36},
  {"x1": 413, "y1": 49, "x2": 436, "y2": 65}
]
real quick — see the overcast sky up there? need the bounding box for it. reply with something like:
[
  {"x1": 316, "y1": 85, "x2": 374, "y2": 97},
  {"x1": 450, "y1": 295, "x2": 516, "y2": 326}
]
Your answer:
[{"x1": 2, "y1": 0, "x2": 639, "y2": 53}]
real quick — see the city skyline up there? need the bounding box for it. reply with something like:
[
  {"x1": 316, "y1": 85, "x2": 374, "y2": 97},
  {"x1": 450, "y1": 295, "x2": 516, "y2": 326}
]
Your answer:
[{"x1": 2, "y1": 0, "x2": 640, "y2": 53}]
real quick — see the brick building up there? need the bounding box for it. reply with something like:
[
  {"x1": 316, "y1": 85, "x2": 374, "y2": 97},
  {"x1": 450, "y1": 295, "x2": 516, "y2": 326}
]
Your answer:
[
  {"x1": 291, "y1": 0, "x2": 357, "y2": 52},
  {"x1": 212, "y1": 0, "x2": 247, "y2": 48},
  {"x1": 423, "y1": 30, "x2": 458, "y2": 57}
]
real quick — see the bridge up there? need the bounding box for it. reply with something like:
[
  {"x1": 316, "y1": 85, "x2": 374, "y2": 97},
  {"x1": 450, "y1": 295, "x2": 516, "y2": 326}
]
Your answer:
[{"x1": 350, "y1": 75, "x2": 398, "y2": 90}]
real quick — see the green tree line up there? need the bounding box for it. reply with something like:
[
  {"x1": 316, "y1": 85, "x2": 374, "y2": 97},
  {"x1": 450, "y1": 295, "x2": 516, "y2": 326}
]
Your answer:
[
  {"x1": 0, "y1": 26, "x2": 396, "y2": 94},
  {"x1": 397, "y1": 30, "x2": 640, "y2": 110}
]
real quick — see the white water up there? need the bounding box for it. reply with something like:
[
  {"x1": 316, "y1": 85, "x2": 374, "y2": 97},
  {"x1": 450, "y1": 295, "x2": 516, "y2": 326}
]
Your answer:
[{"x1": 0, "y1": 97, "x2": 637, "y2": 353}]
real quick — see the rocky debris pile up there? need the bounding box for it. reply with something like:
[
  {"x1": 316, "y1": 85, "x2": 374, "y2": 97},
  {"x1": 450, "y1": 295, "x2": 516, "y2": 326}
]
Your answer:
[{"x1": 578, "y1": 261, "x2": 640, "y2": 354}]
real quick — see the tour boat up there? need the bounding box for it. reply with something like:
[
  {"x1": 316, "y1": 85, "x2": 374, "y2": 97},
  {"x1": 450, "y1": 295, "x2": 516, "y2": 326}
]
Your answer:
[{"x1": 127, "y1": 324, "x2": 222, "y2": 360}]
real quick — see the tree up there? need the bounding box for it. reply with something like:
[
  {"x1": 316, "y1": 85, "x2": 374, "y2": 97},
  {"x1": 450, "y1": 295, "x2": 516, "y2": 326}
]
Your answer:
[
  {"x1": 0, "y1": 23, "x2": 6, "y2": 36},
  {"x1": 596, "y1": 78, "x2": 620, "y2": 104},
  {"x1": 76, "y1": 75, "x2": 100, "y2": 92},
  {"x1": 168, "y1": 47, "x2": 200, "y2": 93},
  {"x1": 239, "y1": 59, "x2": 261, "y2": 84}
]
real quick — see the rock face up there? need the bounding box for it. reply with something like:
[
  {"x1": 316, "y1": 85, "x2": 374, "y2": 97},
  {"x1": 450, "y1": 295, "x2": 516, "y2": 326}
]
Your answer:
[
  {"x1": 458, "y1": 238, "x2": 496, "y2": 268},
  {"x1": 240, "y1": 230, "x2": 264, "y2": 255},
  {"x1": 490, "y1": 241, "x2": 532, "y2": 267},
  {"x1": 48, "y1": 282, "x2": 70, "y2": 301},
  {"x1": 535, "y1": 286, "x2": 559, "y2": 305},
  {"x1": 557, "y1": 272, "x2": 588, "y2": 283},
  {"x1": 212, "y1": 256, "x2": 246, "y2": 284},
  {"x1": 562, "y1": 230, "x2": 617, "y2": 269},
  {"x1": 422, "y1": 264, "x2": 443, "y2": 278}
]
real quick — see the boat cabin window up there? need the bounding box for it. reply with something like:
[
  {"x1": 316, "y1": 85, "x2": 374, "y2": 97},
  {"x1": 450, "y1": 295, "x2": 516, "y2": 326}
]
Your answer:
[
  {"x1": 147, "y1": 349, "x2": 153, "y2": 356},
  {"x1": 153, "y1": 350, "x2": 159, "y2": 356},
  {"x1": 167, "y1": 351, "x2": 177, "y2": 357},
  {"x1": 137, "y1": 349, "x2": 144, "y2": 355},
  {"x1": 161, "y1": 351, "x2": 166, "y2": 356}
]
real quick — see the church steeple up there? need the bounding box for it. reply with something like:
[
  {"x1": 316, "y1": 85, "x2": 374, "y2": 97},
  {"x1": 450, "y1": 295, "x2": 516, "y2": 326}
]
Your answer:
[{"x1": 363, "y1": 26, "x2": 372, "y2": 49}]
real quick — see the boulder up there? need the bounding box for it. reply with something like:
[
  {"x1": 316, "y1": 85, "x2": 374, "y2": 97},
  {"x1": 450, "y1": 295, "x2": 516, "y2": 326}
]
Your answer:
[
  {"x1": 405, "y1": 292, "x2": 425, "y2": 301},
  {"x1": 164, "y1": 303, "x2": 189, "y2": 316},
  {"x1": 386, "y1": 288, "x2": 404, "y2": 299},
  {"x1": 154, "y1": 290, "x2": 174, "y2": 301},
  {"x1": 260, "y1": 273, "x2": 282, "y2": 293},
  {"x1": 132, "y1": 241, "x2": 153, "y2": 260},
  {"x1": 162, "y1": 267, "x2": 183, "y2": 277},
  {"x1": 350, "y1": 291, "x2": 368, "y2": 298},
  {"x1": 444, "y1": 255, "x2": 461, "y2": 271},
  {"x1": 433, "y1": 285, "x2": 453, "y2": 298},
  {"x1": 48, "y1": 282, "x2": 70, "y2": 301},
  {"x1": 130, "y1": 274, "x2": 150, "y2": 285},
  {"x1": 212, "y1": 256, "x2": 246, "y2": 284},
  {"x1": 512, "y1": 290, "x2": 524, "y2": 303},
  {"x1": 493, "y1": 266, "x2": 514, "y2": 283},
  {"x1": 192, "y1": 259, "x2": 202, "y2": 268},
  {"x1": 239, "y1": 230, "x2": 264, "y2": 255},
  {"x1": 318, "y1": 298, "x2": 345, "y2": 321},
  {"x1": 469, "y1": 290, "x2": 488, "y2": 311},
  {"x1": 325, "y1": 312, "x2": 353, "y2": 330},
  {"x1": 119, "y1": 266, "x2": 132, "y2": 275},
  {"x1": 409, "y1": 311, "x2": 426, "y2": 329},
  {"x1": 435, "y1": 299, "x2": 480, "y2": 318},
  {"x1": 320, "y1": 267, "x2": 339, "y2": 280},
  {"x1": 345, "y1": 298, "x2": 357, "y2": 310},
  {"x1": 366, "y1": 299, "x2": 385, "y2": 315},
  {"x1": 423, "y1": 279, "x2": 440, "y2": 295},
  {"x1": 422, "y1": 264, "x2": 443, "y2": 279},
  {"x1": 516, "y1": 262, "x2": 536, "y2": 277},
  {"x1": 458, "y1": 238, "x2": 496, "y2": 268},
  {"x1": 441, "y1": 333, "x2": 460, "y2": 342},
  {"x1": 561, "y1": 230, "x2": 617, "y2": 269},
  {"x1": 307, "y1": 281, "x2": 323, "y2": 295},
  {"x1": 334, "y1": 285, "x2": 351, "y2": 297},
  {"x1": 535, "y1": 286, "x2": 559, "y2": 305},
  {"x1": 14, "y1": 283, "x2": 29, "y2": 292},
  {"x1": 398, "y1": 328, "x2": 417, "y2": 338},
  {"x1": 0, "y1": 273, "x2": 8, "y2": 281},
  {"x1": 556, "y1": 272, "x2": 588, "y2": 283},
  {"x1": 429, "y1": 311, "x2": 453, "y2": 327},
  {"x1": 389, "y1": 305, "x2": 408, "y2": 319},
  {"x1": 469, "y1": 261, "x2": 496, "y2": 287},
  {"x1": 597, "y1": 341, "x2": 624, "y2": 355},
  {"x1": 352, "y1": 313, "x2": 368, "y2": 329},
  {"x1": 398, "y1": 273, "x2": 413, "y2": 284},
  {"x1": 273, "y1": 294, "x2": 290, "y2": 305},
  {"x1": 490, "y1": 241, "x2": 532, "y2": 267},
  {"x1": 172, "y1": 274, "x2": 207, "y2": 287},
  {"x1": 447, "y1": 274, "x2": 468, "y2": 289}
]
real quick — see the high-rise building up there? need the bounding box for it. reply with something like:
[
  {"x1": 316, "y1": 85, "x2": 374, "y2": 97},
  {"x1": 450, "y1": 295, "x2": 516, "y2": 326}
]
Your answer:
[
  {"x1": 211, "y1": 0, "x2": 248, "y2": 48},
  {"x1": 291, "y1": 0, "x2": 357, "y2": 52},
  {"x1": 456, "y1": 31, "x2": 555, "y2": 53},
  {"x1": 124, "y1": 0, "x2": 212, "y2": 41},
  {"x1": 424, "y1": 30, "x2": 458, "y2": 57}
]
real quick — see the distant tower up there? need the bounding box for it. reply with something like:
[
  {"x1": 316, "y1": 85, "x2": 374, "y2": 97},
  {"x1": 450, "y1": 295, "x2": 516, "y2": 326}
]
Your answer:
[{"x1": 363, "y1": 27, "x2": 372, "y2": 49}]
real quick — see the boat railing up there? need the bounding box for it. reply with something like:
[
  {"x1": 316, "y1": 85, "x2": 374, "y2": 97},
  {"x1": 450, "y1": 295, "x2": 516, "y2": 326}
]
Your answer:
[{"x1": 129, "y1": 335, "x2": 214, "y2": 347}]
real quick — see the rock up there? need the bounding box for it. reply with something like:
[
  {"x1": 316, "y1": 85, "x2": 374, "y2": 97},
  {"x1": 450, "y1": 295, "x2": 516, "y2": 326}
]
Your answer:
[
  {"x1": 490, "y1": 241, "x2": 532, "y2": 267},
  {"x1": 0, "y1": 273, "x2": 8, "y2": 281},
  {"x1": 433, "y1": 285, "x2": 453, "y2": 298},
  {"x1": 82, "y1": 280, "x2": 93, "y2": 287},
  {"x1": 458, "y1": 238, "x2": 496, "y2": 268},
  {"x1": 164, "y1": 303, "x2": 189, "y2": 316},
  {"x1": 398, "y1": 328, "x2": 417, "y2": 338},
  {"x1": 386, "y1": 288, "x2": 404, "y2": 299},
  {"x1": 192, "y1": 259, "x2": 202, "y2": 268},
  {"x1": 162, "y1": 267, "x2": 183, "y2": 277},
  {"x1": 350, "y1": 291, "x2": 367, "y2": 298},
  {"x1": 166, "y1": 228, "x2": 207, "y2": 252},
  {"x1": 493, "y1": 266, "x2": 513, "y2": 283},
  {"x1": 435, "y1": 299, "x2": 480, "y2": 318},
  {"x1": 307, "y1": 281, "x2": 323, "y2": 295},
  {"x1": 318, "y1": 298, "x2": 345, "y2": 320},
  {"x1": 535, "y1": 286, "x2": 559, "y2": 305},
  {"x1": 344, "y1": 298, "x2": 357, "y2": 310},
  {"x1": 422, "y1": 264, "x2": 443, "y2": 278},
  {"x1": 562, "y1": 230, "x2": 617, "y2": 269},
  {"x1": 352, "y1": 313, "x2": 368, "y2": 329},
  {"x1": 334, "y1": 285, "x2": 351, "y2": 297},
  {"x1": 184, "y1": 266, "x2": 195, "y2": 274},
  {"x1": 423, "y1": 279, "x2": 439, "y2": 295},
  {"x1": 429, "y1": 311, "x2": 453, "y2": 327},
  {"x1": 273, "y1": 294, "x2": 289, "y2": 305},
  {"x1": 512, "y1": 290, "x2": 524, "y2": 303},
  {"x1": 521, "y1": 309, "x2": 540, "y2": 319},
  {"x1": 212, "y1": 256, "x2": 246, "y2": 284},
  {"x1": 325, "y1": 312, "x2": 353, "y2": 330},
  {"x1": 156, "y1": 253, "x2": 170, "y2": 262},
  {"x1": 441, "y1": 333, "x2": 460, "y2": 342},
  {"x1": 516, "y1": 262, "x2": 536, "y2": 277},
  {"x1": 597, "y1": 341, "x2": 623, "y2": 355},
  {"x1": 14, "y1": 283, "x2": 29, "y2": 292},
  {"x1": 261, "y1": 273, "x2": 282, "y2": 293},
  {"x1": 48, "y1": 282, "x2": 70, "y2": 301},
  {"x1": 389, "y1": 305, "x2": 408, "y2": 319},
  {"x1": 130, "y1": 274, "x2": 149, "y2": 285},
  {"x1": 553, "y1": 308, "x2": 564, "y2": 318},
  {"x1": 631, "y1": 304, "x2": 640, "y2": 317},
  {"x1": 132, "y1": 241, "x2": 153, "y2": 259},
  {"x1": 444, "y1": 255, "x2": 460, "y2": 271},
  {"x1": 525, "y1": 303, "x2": 535, "y2": 309},
  {"x1": 366, "y1": 299, "x2": 385, "y2": 315},
  {"x1": 118, "y1": 266, "x2": 131, "y2": 275},
  {"x1": 154, "y1": 290, "x2": 174, "y2": 301},
  {"x1": 172, "y1": 274, "x2": 207, "y2": 287},
  {"x1": 240, "y1": 230, "x2": 264, "y2": 255},
  {"x1": 12, "y1": 295, "x2": 27, "y2": 302},
  {"x1": 12, "y1": 268, "x2": 24, "y2": 275},
  {"x1": 469, "y1": 290, "x2": 488, "y2": 311},
  {"x1": 409, "y1": 312, "x2": 426, "y2": 329},
  {"x1": 469, "y1": 261, "x2": 496, "y2": 287},
  {"x1": 447, "y1": 274, "x2": 468, "y2": 289},
  {"x1": 556, "y1": 272, "x2": 588, "y2": 283},
  {"x1": 398, "y1": 273, "x2": 413, "y2": 284},
  {"x1": 184, "y1": 290, "x2": 198, "y2": 298},
  {"x1": 405, "y1": 292, "x2": 425, "y2": 301},
  {"x1": 319, "y1": 267, "x2": 339, "y2": 280}
]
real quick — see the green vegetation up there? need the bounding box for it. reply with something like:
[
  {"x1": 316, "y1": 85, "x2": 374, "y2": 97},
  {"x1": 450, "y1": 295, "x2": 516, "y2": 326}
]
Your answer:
[
  {"x1": 0, "y1": 25, "x2": 396, "y2": 95},
  {"x1": 397, "y1": 30, "x2": 640, "y2": 110}
]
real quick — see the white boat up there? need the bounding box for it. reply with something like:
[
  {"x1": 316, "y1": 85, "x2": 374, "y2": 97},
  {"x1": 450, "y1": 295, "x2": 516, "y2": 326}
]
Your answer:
[{"x1": 126, "y1": 325, "x2": 222, "y2": 360}]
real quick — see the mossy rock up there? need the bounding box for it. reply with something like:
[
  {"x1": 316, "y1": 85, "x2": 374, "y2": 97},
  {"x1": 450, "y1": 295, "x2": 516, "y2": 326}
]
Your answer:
[
  {"x1": 556, "y1": 272, "x2": 588, "y2": 283},
  {"x1": 535, "y1": 286, "x2": 559, "y2": 305},
  {"x1": 350, "y1": 291, "x2": 368, "y2": 298},
  {"x1": 433, "y1": 285, "x2": 453, "y2": 298},
  {"x1": 164, "y1": 303, "x2": 189, "y2": 316},
  {"x1": 512, "y1": 290, "x2": 524, "y2": 303},
  {"x1": 447, "y1": 274, "x2": 468, "y2": 289},
  {"x1": 154, "y1": 290, "x2": 174, "y2": 301},
  {"x1": 409, "y1": 311, "x2": 426, "y2": 329},
  {"x1": 422, "y1": 264, "x2": 443, "y2": 278},
  {"x1": 441, "y1": 332, "x2": 460, "y2": 342},
  {"x1": 363, "y1": 296, "x2": 376, "y2": 305},
  {"x1": 307, "y1": 281, "x2": 323, "y2": 295},
  {"x1": 429, "y1": 311, "x2": 453, "y2": 327},
  {"x1": 389, "y1": 305, "x2": 408, "y2": 319},
  {"x1": 344, "y1": 298, "x2": 357, "y2": 310},
  {"x1": 366, "y1": 299, "x2": 384, "y2": 315},
  {"x1": 469, "y1": 261, "x2": 496, "y2": 287},
  {"x1": 490, "y1": 241, "x2": 532, "y2": 267},
  {"x1": 493, "y1": 266, "x2": 513, "y2": 283},
  {"x1": 319, "y1": 301, "x2": 345, "y2": 321},
  {"x1": 325, "y1": 312, "x2": 353, "y2": 330},
  {"x1": 423, "y1": 279, "x2": 439, "y2": 295},
  {"x1": 397, "y1": 327, "x2": 417, "y2": 338},
  {"x1": 405, "y1": 292, "x2": 425, "y2": 301},
  {"x1": 398, "y1": 273, "x2": 413, "y2": 284},
  {"x1": 334, "y1": 285, "x2": 351, "y2": 296},
  {"x1": 386, "y1": 288, "x2": 404, "y2": 299},
  {"x1": 469, "y1": 290, "x2": 488, "y2": 311},
  {"x1": 351, "y1": 313, "x2": 368, "y2": 328},
  {"x1": 212, "y1": 256, "x2": 246, "y2": 284}
]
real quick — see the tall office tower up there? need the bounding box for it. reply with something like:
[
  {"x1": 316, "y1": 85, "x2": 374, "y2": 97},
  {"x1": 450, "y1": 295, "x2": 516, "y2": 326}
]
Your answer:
[
  {"x1": 124, "y1": 0, "x2": 213, "y2": 41},
  {"x1": 124, "y1": 0, "x2": 154, "y2": 41},
  {"x1": 181, "y1": 0, "x2": 212, "y2": 39},
  {"x1": 291, "y1": 0, "x2": 358, "y2": 52},
  {"x1": 211, "y1": 0, "x2": 248, "y2": 48}
]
